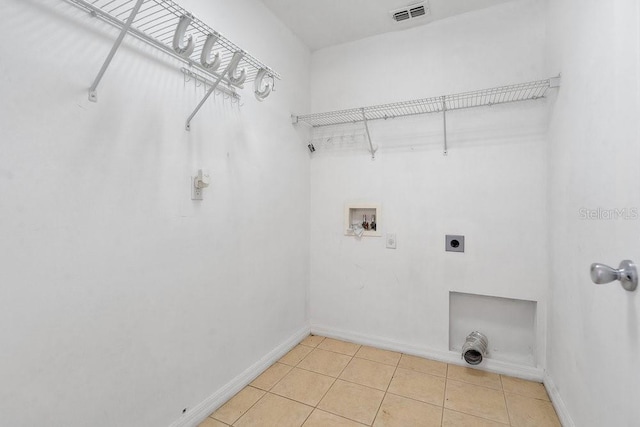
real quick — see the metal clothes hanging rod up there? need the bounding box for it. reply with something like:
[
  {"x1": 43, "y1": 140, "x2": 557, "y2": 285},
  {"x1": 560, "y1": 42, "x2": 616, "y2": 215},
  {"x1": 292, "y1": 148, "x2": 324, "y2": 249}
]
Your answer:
[
  {"x1": 64, "y1": 0, "x2": 280, "y2": 129},
  {"x1": 180, "y1": 68, "x2": 240, "y2": 101},
  {"x1": 293, "y1": 77, "x2": 560, "y2": 157}
]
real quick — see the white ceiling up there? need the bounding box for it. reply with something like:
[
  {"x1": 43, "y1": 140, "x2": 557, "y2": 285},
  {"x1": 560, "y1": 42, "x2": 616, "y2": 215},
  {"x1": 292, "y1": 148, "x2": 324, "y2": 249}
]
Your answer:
[{"x1": 261, "y1": 0, "x2": 516, "y2": 51}]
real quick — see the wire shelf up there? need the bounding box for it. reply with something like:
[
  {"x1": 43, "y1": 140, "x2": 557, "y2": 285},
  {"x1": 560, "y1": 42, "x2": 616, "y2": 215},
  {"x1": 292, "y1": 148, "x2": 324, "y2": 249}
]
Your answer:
[
  {"x1": 295, "y1": 78, "x2": 553, "y2": 128},
  {"x1": 66, "y1": 0, "x2": 280, "y2": 86}
]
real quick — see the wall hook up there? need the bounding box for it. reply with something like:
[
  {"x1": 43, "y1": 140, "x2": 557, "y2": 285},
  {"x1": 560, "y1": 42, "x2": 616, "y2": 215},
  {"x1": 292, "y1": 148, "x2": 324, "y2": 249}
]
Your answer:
[
  {"x1": 254, "y1": 68, "x2": 272, "y2": 101},
  {"x1": 173, "y1": 14, "x2": 195, "y2": 57},
  {"x1": 227, "y1": 51, "x2": 247, "y2": 86},
  {"x1": 200, "y1": 33, "x2": 222, "y2": 71},
  {"x1": 590, "y1": 260, "x2": 638, "y2": 292}
]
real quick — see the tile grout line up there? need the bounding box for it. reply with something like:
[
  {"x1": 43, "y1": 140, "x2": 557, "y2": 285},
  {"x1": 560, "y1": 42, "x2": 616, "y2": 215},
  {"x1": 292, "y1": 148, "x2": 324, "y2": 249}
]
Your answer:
[
  {"x1": 439, "y1": 372, "x2": 512, "y2": 426},
  {"x1": 394, "y1": 366, "x2": 449, "y2": 382},
  {"x1": 445, "y1": 376, "x2": 504, "y2": 392},
  {"x1": 370, "y1": 353, "x2": 402, "y2": 425},
  {"x1": 383, "y1": 389, "x2": 446, "y2": 407},
  {"x1": 318, "y1": 352, "x2": 377, "y2": 426},
  {"x1": 438, "y1": 406, "x2": 512, "y2": 426},
  {"x1": 303, "y1": 337, "x2": 339, "y2": 422},
  {"x1": 244, "y1": 342, "x2": 432, "y2": 426},
  {"x1": 260, "y1": 391, "x2": 315, "y2": 426},
  {"x1": 303, "y1": 367, "x2": 340, "y2": 425},
  {"x1": 212, "y1": 338, "x2": 530, "y2": 427},
  {"x1": 273, "y1": 340, "x2": 391, "y2": 424},
  {"x1": 296, "y1": 337, "x2": 333, "y2": 426},
  {"x1": 441, "y1": 363, "x2": 449, "y2": 426},
  {"x1": 290, "y1": 348, "x2": 407, "y2": 381},
  {"x1": 230, "y1": 337, "x2": 321, "y2": 427},
  {"x1": 220, "y1": 386, "x2": 269, "y2": 427},
  {"x1": 500, "y1": 375, "x2": 514, "y2": 427},
  {"x1": 214, "y1": 338, "x2": 551, "y2": 427},
  {"x1": 442, "y1": 408, "x2": 511, "y2": 426},
  {"x1": 299, "y1": 340, "x2": 359, "y2": 426},
  {"x1": 303, "y1": 338, "x2": 404, "y2": 365},
  {"x1": 333, "y1": 349, "x2": 357, "y2": 381},
  {"x1": 258, "y1": 363, "x2": 295, "y2": 392}
]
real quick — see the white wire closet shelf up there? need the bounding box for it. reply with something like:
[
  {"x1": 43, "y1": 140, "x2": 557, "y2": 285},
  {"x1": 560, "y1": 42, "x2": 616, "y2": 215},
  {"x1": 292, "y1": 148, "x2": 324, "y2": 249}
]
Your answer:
[
  {"x1": 293, "y1": 77, "x2": 560, "y2": 158},
  {"x1": 294, "y1": 79, "x2": 555, "y2": 127},
  {"x1": 65, "y1": 0, "x2": 281, "y2": 129}
]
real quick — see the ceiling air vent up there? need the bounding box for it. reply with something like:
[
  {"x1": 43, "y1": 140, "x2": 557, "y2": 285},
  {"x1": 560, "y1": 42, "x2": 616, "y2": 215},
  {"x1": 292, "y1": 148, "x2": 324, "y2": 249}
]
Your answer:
[
  {"x1": 410, "y1": 5, "x2": 426, "y2": 18},
  {"x1": 393, "y1": 10, "x2": 411, "y2": 22},
  {"x1": 391, "y1": 2, "x2": 430, "y2": 23}
]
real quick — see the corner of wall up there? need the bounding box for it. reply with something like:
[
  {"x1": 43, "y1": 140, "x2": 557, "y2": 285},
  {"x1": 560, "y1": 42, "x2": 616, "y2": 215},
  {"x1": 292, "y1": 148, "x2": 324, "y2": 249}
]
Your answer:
[{"x1": 543, "y1": 372, "x2": 575, "y2": 427}]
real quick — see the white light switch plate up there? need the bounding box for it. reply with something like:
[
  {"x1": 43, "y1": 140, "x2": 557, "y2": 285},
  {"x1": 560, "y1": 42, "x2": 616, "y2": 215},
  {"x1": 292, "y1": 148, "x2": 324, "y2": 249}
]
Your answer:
[{"x1": 386, "y1": 234, "x2": 397, "y2": 249}]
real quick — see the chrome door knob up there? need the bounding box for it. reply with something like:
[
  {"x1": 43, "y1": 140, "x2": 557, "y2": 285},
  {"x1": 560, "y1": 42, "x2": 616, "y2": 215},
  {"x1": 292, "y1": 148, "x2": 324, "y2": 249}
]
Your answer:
[{"x1": 590, "y1": 260, "x2": 637, "y2": 292}]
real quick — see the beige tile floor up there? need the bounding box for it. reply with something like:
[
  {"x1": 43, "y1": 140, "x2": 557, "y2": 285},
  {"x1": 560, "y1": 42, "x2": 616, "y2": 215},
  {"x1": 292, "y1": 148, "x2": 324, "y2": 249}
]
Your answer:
[{"x1": 200, "y1": 335, "x2": 561, "y2": 427}]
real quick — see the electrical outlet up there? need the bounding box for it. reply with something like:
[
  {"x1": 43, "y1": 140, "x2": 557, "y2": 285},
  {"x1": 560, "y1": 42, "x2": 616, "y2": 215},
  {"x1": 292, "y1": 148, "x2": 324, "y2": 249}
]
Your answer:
[{"x1": 386, "y1": 234, "x2": 397, "y2": 249}]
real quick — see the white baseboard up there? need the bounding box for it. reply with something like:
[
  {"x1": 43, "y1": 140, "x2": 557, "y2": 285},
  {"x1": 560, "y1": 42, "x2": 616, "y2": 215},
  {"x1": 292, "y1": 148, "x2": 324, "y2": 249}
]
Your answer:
[
  {"x1": 170, "y1": 325, "x2": 311, "y2": 427},
  {"x1": 543, "y1": 372, "x2": 575, "y2": 427},
  {"x1": 310, "y1": 324, "x2": 544, "y2": 382}
]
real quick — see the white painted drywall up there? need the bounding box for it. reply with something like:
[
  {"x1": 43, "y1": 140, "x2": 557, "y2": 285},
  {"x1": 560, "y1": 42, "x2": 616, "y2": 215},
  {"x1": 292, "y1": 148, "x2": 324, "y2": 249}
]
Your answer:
[
  {"x1": 0, "y1": 1, "x2": 310, "y2": 426},
  {"x1": 309, "y1": 0, "x2": 550, "y2": 368},
  {"x1": 546, "y1": 0, "x2": 640, "y2": 426}
]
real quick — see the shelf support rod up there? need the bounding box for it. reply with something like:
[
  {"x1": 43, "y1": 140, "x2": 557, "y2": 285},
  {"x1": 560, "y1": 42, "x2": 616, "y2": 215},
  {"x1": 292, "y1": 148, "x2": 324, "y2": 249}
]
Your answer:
[
  {"x1": 88, "y1": 0, "x2": 145, "y2": 102},
  {"x1": 361, "y1": 108, "x2": 377, "y2": 160},
  {"x1": 185, "y1": 62, "x2": 234, "y2": 131},
  {"x1": 442, "y1": 96, "x2": 448, "y2": 156}
]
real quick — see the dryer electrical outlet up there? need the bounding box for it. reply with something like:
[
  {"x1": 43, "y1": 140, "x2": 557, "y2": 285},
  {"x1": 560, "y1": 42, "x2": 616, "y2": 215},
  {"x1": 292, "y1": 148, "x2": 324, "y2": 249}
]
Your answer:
[{"x1": 446, "y1": 235, "x2": 465, "y2": 252}]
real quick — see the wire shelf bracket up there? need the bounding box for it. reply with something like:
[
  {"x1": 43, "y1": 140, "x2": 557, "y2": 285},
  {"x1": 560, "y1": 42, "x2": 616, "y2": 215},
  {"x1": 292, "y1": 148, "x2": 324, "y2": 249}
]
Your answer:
[
  {"x1": 361, "y1": 108, "x2": 377, "y2": 159},
  {"x1": 64, "y1": 0, "x2": 281, "y2": 130},
  {"x1": 88, "y1": 0, "x2": 145, "y2": 102},
  {"x1": 293, "y1": 77, "x2": 560, "y2": 157},
  {"x1": 441, "y1": 96, "x2": 448, "y2": 156}
]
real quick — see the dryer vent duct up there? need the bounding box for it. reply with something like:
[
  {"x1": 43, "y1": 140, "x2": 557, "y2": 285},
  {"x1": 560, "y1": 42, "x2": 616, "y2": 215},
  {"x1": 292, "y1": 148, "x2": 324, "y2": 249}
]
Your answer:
[{"x1": 461, "y1": 331, "x2": 488, "y2": 365}]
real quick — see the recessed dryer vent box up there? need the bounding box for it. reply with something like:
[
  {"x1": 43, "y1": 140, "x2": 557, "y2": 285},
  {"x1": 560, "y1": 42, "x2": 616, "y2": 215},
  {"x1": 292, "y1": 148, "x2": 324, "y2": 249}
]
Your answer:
[
  {"x1": 449, "y1": 291, "x2": 537, "y2": 366},
  {"x1": 344, "y1": 203, "x2": 381, "y2": 237},
  {"x1": 446, "y1": 235, "x2": 464, "y2": 252}
]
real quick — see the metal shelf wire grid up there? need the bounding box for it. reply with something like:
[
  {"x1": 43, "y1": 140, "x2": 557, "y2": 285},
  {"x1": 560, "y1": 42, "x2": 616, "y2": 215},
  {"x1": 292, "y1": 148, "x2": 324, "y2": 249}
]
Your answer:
[
  {"x1": 66, "y1": 0, "x2": 280, "y2": 86},
  {"x1": 296, "y1": 79, "x2": 552, "y2": 127}
]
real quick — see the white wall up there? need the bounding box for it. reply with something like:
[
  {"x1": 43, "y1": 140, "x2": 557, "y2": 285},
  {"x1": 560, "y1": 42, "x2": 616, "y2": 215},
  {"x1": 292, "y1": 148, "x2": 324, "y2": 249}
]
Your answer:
[
  {"x1": 309, "y1": 0, "x2": 550, "y2": 371},
  {"x1": 546, "y1": 1, "x2": 640, "y2": 426},
  {"x1": 0, "y1": 1, "x2": 310, "y2": 426}
]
